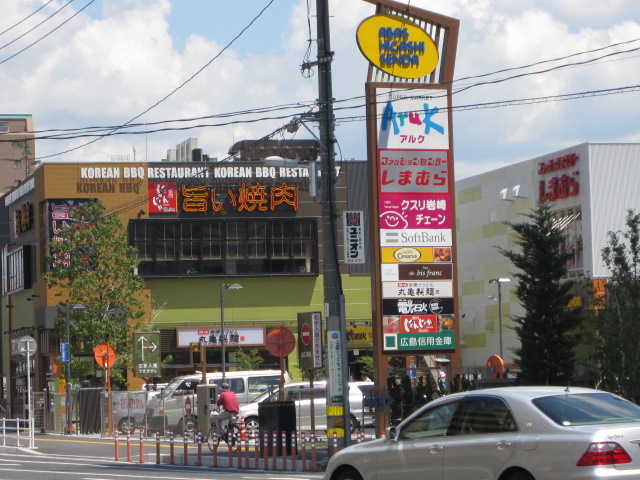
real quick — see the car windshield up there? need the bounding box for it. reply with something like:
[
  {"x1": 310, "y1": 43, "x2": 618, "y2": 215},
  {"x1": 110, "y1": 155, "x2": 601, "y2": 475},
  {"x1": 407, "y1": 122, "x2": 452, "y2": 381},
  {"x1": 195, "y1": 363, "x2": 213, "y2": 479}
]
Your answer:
[
  {"x1": 533, "y1": 392, "x2": 640, "y2": 426},
  {"x1": 160, "y1": 378, "x2": 183, "y2": 398}
]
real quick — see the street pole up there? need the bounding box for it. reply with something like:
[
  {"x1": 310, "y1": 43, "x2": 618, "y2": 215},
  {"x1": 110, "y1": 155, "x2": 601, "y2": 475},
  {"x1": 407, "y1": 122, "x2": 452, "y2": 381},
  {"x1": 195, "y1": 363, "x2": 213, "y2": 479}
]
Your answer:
[
  {"x1": 220, "y1": 284, "x2": 226, "y2": 381},
  {"x1": 489, "y1": 278, "x2": 510, "y2": 360},
  {"x1": 497, "y1": 283, "x2": 503, "y2": 359},
  {"x1": 315, "y1": 0, "x2": 350, "y2": 449},
  {"x1": 65, "y1": 305, "x2": 72, "y2": 434}
]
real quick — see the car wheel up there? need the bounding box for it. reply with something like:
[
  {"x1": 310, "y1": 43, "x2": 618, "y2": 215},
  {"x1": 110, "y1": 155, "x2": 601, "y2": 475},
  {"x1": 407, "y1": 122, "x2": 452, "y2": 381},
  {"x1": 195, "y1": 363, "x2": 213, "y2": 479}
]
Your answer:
[
  {"x1": 244, "y1": 416, "x2": 259, "y2": 434},
  {"x1": 336, "y1": 468, "x2": 363, "y2": 480},
  {"x1": 118, "y1": 416, "x2": 136, "y2": 434},
  {"x1": 178, "y1": 416, "x2": 197, "y2": 436},
  {"x1": 349, "y1": 414, "x2": 359, "y2": 434},
  {"x1": 505, "y1": 471, "x2": 535, "y2": 480}
]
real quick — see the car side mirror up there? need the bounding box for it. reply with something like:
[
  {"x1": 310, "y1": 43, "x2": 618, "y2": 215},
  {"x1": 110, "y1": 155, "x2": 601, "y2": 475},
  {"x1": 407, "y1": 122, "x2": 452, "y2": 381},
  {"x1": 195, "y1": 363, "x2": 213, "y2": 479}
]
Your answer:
[{"x1": 385, "y1": 426, "x2": 398, "y2": 441}]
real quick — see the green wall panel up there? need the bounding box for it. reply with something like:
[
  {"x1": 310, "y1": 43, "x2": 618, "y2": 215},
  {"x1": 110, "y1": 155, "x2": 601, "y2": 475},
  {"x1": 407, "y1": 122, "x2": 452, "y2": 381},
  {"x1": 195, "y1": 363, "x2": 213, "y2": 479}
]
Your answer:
[
  {"x1": 462, "y1": 280, "x2": 485, "y2": 296},
  {"x1": 458, "y1": 185, "x2": 482, "y2": 205},
  {"x1": 462, "y1": 333, "x2": 487, "y2": 348}
]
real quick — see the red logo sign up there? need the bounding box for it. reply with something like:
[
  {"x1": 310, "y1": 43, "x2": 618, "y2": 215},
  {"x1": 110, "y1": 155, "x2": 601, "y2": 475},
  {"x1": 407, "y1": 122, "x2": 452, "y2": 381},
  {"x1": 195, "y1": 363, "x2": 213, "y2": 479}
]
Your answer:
[
  {"x1": 198, "y1": 329, "x2": 210, "y2": 335},
  {"x1": 301, "y1": 323, "x2": 311, "y2": 345}
]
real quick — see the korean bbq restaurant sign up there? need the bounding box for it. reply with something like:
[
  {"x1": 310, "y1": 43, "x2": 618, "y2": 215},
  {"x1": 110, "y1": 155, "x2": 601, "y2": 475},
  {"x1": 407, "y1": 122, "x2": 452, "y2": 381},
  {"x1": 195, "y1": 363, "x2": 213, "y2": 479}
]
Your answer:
[{"x1": 76, "y1": 164, "x2": 311, "y2": 215}]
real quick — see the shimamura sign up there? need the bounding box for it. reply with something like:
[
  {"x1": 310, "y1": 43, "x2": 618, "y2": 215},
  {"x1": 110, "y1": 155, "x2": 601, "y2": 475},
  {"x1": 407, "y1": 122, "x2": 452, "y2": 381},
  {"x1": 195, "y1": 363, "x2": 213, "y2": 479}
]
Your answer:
[{"x1": 356, "y1": 14, "x2": 439, "y2": 79}]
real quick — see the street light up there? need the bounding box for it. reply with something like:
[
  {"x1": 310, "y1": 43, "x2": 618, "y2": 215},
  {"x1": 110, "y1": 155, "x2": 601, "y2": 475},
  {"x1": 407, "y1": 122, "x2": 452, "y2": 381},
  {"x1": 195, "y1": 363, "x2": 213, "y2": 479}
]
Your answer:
[
  {"x1": 64, "y1": 304, "x2": 85, "y2": 435},
  {"x1": 220, "y1": 283, "x2": 243, "y2": 380},
  {"x1": 488, "y1": 278, "x2": 511, "y2": 359}
]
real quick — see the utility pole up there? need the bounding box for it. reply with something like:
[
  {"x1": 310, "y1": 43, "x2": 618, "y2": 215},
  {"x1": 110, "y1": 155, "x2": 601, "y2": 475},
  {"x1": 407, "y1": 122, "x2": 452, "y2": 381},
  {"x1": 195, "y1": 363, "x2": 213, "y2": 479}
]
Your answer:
[{"x1": 315, "y1": 0, "x2": 351, "y2": 449}]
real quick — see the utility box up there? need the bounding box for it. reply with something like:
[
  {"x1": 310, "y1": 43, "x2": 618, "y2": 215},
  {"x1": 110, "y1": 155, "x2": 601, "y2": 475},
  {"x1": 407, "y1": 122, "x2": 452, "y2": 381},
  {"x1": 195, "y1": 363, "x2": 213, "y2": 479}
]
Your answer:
[
  {"x1": 196, "y1": 384, "x2": 218, "y2": 439},
  {"x1": 258, "y1": 400, "x2": 296, "y2": 455}
]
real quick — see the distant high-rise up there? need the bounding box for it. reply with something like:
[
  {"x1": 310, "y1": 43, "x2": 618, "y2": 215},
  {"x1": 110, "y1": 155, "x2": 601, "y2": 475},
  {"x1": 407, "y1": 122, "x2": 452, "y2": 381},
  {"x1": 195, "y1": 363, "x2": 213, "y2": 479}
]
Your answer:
[{"x1": 0, "y1": 114, "x2": 35, "y2": 193}]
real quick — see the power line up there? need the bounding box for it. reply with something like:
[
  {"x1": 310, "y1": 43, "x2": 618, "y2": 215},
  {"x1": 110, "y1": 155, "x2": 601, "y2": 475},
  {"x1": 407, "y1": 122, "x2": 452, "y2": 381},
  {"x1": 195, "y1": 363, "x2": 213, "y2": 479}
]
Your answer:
[
  {"x1": 0, "y1": 0, "x2": 74, "y2": 51},
  {"x1": 0, "y1": 0, "x2": 55, "y2": 38},
  {"x1": 0, "y1": 0, "x2": 95, "y2": 66},
  {"x1": 34, "y1": 0, "x2": 277, "y2": 161}
]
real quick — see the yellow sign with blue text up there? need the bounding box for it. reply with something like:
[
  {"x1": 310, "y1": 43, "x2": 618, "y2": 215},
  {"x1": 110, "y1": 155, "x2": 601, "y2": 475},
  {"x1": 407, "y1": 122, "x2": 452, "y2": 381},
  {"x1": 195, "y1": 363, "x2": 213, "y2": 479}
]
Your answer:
[{"x1": 356, "y1": 14, "x2": 439, "y2": 79}]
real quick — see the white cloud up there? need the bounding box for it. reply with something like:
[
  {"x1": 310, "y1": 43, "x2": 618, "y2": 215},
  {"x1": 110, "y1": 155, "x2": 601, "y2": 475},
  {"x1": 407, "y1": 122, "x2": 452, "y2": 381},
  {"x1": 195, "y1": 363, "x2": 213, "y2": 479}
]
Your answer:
[{"x1": 0, "y1": 0, "x2": 638, "y2": 175}]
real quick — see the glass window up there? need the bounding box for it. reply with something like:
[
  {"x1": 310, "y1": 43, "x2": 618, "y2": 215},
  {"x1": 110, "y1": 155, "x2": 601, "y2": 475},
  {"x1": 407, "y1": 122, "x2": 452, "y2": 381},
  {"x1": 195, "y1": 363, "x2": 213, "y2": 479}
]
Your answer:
[
  {"x1": 247, "y1": 376, "x2": 280, "y2": 394},
  {"x1": 210, "y1": 378, "x2": 245, "y2": 394},
  {"x1": 452, "y1": 399, "x2": 518, "y2": 435},
  {"x1": 398, "y1": 401, "x2": 460, "y2": 440},
  {"x1": 533, "y1": 392, "x2": 640, "y2": 426},
  {"x1": 129, "y1": 218, "x2": 317, "y2": 277}
]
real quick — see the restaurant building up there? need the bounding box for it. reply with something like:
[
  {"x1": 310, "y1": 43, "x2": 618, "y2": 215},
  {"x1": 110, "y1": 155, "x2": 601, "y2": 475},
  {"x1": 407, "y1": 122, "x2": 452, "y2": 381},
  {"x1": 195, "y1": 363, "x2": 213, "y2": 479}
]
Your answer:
[{"x1": 0, "y1": 154, "x2": 373, "y2": 417}]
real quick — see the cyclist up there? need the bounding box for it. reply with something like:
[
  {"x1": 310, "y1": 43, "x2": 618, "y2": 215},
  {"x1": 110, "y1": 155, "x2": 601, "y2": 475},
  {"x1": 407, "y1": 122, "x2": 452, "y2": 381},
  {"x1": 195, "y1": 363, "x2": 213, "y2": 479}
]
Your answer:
[{"x1": 210, "y1": 382, "x2": 239, "y2": 437}]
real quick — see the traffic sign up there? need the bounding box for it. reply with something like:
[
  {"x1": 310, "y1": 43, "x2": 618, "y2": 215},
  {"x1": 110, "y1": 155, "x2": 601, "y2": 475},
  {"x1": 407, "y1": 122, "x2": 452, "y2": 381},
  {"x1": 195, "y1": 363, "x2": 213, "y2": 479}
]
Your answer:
[
  {"x1": 93, "y1": 343, "x2": 116, "y2": 368},
  {"x1": 301, "y1": 323, "x2": 311, "y2": 345},
  {"x1": 17, "y1": 336, "x2": 37, "y2": 357},
  {"x1": 133, "y1": 331, "x2": 161, "y2": 377}
]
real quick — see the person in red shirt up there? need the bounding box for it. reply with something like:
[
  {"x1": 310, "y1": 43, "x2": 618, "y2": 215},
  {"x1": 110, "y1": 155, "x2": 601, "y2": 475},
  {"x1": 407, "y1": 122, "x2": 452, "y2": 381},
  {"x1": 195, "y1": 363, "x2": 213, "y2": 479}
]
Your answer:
[{"x1": 211, "y1": 382, "x2": 239, "y2": 436}]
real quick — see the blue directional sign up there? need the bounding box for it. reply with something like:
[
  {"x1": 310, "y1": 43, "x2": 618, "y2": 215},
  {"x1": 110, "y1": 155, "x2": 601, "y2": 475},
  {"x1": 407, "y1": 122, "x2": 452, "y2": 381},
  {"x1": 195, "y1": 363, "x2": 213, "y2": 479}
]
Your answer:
[{"x1": 61, "y1": 341, "x2": 69, "y2": 363}]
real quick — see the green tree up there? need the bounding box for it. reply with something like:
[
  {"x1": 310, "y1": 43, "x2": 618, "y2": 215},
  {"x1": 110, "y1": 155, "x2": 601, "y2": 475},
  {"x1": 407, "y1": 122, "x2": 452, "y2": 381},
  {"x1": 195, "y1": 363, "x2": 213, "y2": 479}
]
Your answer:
[
  {"x1": 44, "y1": 199, "x2": 147, "y2": 385},
  {"x1": 355, "y1": 355, "x2": 374, "y2": 379},
  {"x1": 596, "y1": 210, "x2": 640, "y2": 401},
  {"x1": 235, "y1": 348, "x2": 264, "y2": 370},
  {"x1": 499, "y1": 202, "x2": 582, "y2": 385}
]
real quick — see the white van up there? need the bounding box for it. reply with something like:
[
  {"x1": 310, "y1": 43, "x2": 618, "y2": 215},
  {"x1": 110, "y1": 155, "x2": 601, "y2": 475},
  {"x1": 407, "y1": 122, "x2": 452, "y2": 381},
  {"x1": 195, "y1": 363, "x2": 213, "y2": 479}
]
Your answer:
[
  {"x1": 146, "y1": 370, "x2": 288, "y2": 434},
  {"x1": 239, "y1": 380, "x2": 373, "y2": 434}
]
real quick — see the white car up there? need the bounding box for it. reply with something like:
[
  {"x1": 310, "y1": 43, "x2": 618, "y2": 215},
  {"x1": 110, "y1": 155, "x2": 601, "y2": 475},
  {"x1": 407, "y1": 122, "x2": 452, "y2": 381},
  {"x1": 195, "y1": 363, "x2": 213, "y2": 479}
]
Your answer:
[
  {"x1": 239, "y1": 380, "x2": 373, "y2": 434},
  {"x1": 325, "y1": 386, "x2": 640, "y2": 480}
]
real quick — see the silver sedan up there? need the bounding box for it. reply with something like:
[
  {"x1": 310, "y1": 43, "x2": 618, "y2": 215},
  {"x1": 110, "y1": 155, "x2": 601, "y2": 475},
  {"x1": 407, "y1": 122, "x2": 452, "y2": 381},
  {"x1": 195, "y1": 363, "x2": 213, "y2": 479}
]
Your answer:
[{"x1": 324, "y1": 386, "x2": 640, "y2": 480}]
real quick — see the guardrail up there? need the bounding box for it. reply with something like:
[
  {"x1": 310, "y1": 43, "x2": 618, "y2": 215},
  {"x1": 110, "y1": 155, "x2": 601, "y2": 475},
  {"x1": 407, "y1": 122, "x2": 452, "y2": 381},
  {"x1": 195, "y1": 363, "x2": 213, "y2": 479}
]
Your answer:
[{"x1": 0, "y1": 417, "x2": 35, "y2": 448}]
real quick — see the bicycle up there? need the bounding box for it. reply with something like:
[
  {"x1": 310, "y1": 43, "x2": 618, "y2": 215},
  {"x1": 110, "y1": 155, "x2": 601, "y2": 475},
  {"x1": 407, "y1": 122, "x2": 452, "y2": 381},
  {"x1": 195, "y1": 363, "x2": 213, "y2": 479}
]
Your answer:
[{"x1": 207, "y1": 414, "x2": 241, "y2": 451}]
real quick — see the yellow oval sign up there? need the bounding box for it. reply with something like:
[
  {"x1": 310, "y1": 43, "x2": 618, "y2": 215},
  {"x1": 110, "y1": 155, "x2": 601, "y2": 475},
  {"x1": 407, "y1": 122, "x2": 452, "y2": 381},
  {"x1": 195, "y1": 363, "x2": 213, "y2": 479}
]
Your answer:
[{"x1": 356, "y1": 14, "x2": 439, "y2": 79}]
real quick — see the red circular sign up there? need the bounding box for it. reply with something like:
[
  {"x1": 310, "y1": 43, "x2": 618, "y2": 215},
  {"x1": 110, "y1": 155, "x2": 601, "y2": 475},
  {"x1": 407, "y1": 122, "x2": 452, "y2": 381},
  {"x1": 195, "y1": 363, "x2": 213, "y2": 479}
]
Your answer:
[
  {"x1": 266, "y1": 327, "x2": 296, "y2": 357},
  {"x1": 93, "y1": 343, "x2": 116, "y2": 368},
  {"x1": 301, "y1": 323, "x2": 311, "y2": 346}
]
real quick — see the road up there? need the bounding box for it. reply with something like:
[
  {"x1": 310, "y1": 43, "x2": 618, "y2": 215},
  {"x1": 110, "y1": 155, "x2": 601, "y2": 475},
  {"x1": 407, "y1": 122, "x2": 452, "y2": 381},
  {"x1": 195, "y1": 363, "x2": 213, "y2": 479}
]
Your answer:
[
  {"x1": 0, "y1": 451, "x2": 324, "y2": 480},
  {"x1": 0, "y1": 434, "x2": 327, "y2": 479}
]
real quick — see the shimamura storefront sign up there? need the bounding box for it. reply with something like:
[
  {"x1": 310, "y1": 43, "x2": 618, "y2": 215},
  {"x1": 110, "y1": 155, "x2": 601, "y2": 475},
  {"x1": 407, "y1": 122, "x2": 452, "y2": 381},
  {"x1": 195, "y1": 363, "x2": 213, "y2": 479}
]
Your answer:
[{"x1": 356, "y1": 14, "x2": 439, "y2": 79}]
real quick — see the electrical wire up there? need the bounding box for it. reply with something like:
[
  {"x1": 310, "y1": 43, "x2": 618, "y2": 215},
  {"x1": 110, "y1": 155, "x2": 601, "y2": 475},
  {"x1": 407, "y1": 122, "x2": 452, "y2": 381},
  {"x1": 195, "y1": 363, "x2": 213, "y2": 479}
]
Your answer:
[
  {"x1": 0, "y1": 0, "x2": 75, "y2": 51},
  {"x1": 0, "y1": 0, "x2": 55, "y2": 38},
  {"x1": 0, "y1": 0, "x2": 95, "y2": 66},
  {"x1": 34, "y1": 0, "x2": 276, "y2": 161}
]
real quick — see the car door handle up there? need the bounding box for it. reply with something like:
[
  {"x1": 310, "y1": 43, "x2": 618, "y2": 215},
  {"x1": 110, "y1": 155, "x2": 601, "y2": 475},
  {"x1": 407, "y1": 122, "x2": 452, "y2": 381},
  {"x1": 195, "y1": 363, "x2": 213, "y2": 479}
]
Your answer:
[
  {"x1": 496, "y1": 440, "x2": 511, "y2": 450},
  {"x1": 429, "y1": 444, "x2": 443, "y2": 453}
]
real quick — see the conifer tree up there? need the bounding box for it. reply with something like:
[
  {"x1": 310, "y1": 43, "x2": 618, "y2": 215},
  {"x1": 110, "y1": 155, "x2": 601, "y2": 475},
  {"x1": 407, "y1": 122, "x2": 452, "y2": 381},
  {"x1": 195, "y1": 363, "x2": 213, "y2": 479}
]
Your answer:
[{"x1": 499, "y1": 202, "x2": 582, "y2": 385}]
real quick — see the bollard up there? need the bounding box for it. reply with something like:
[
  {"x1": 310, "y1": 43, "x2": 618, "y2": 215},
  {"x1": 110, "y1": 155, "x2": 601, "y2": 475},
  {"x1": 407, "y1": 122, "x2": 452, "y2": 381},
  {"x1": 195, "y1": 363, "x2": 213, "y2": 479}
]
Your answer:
[
  {"x1": 263, "y1": 431, "x2": 269, "y2": 471},
  {"x1": 197, "y1": 431, "x2": 202, "y2": 467},
  {"x1": 236, "y1": 427, "x2": 243, "y2": 469},
  {"x1": 114, "y1": 429, "x2": 119, "y2": 461},
  {"x1": 281, "y1": 431, "x2": 287, "y2": 471},
  {"x1": 357, "y1": 429, "x2": 364, "y2": 443},
  {"x1": 211, "y1": 427, "x2": 218, "y2": 468},
  {"x1": 244, "y1": 429, "x2": 250, "y2": 470},
  {"x1": 311, "y1": 432, "x2": 318, "y2": 472},
  {"x1": 139, "y1": 428, "x2": 145, "y2": 463},
  {"x1": 332, "y1": 431, "x2": 338, "y2": 455},
  {"x1": 253, "y1": 429, "x2": 259, "y2": 470},
  {"x1": 126, "y1": 428, "x2": 132, "y2": 463},
  {"x1": 300, "y1": 432, "x2": 307, "y2": 472},
  {"x1": 183, "y1": 430, "x2": 188, "y2": 466},
  {"x1": 155, "y1": 431, "x2": 160, "y2": 464},
  {"x1": 169, "y1": 430, "x2": 175, "y2": 465},
  {"x1": 240, "y1": 416, "x2": 246, "y2": 441},
  {"x1": 271, "y1": 431, "x2": 277, "y2": 471},
  {"x1": 227, "y1": 428, "x2": 234, "y2": 468},
  {"x1": 291, "y1": 431, "x2": 297, "y2": 472}
]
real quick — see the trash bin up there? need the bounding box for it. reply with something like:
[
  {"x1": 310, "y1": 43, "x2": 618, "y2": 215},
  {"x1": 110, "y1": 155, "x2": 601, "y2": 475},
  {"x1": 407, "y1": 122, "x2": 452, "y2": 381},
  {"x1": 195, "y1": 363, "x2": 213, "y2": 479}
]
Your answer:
[{"x1": 258, "y1": 400, "x2": 296, "y2": 456}]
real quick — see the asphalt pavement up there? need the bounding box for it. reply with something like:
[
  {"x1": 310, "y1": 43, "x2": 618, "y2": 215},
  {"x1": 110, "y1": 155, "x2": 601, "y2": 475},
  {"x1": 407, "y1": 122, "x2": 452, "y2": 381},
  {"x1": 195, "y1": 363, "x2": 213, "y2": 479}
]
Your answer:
[{"x1": 0, "y1": 432, "x2": 332, "y2": 471}]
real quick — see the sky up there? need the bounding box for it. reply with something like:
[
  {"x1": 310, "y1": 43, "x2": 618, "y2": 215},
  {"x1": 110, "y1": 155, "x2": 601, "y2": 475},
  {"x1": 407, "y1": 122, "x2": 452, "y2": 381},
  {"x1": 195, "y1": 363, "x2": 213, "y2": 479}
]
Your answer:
[{"x1": 1, "y1": 0, "x2": 639, "y2": 179}]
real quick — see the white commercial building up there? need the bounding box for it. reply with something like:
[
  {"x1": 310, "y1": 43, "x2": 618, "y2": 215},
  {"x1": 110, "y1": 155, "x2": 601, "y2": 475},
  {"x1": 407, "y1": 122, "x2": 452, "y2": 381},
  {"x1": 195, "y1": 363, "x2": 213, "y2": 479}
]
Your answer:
[{"x1": 455, "y1": 143, "x2": 640, "y2": 368}]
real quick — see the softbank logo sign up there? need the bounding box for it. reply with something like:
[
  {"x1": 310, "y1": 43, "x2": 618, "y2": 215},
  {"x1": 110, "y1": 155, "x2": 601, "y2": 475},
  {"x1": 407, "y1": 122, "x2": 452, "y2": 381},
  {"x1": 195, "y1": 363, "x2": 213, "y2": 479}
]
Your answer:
[
  {"x1": 381, "y1": 229, "x2": 452, "y2": 247},
  {"x1": 376, "y1": 89, "x2": 450, "y2": 150}
]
